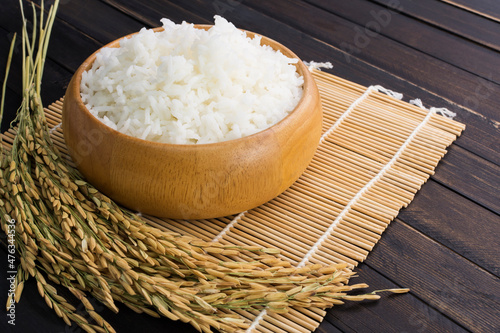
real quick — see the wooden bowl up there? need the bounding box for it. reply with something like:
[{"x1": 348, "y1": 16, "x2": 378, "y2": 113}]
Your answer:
[{"x1": 62, "y1": 25, "x2": 322, "y2": 219}]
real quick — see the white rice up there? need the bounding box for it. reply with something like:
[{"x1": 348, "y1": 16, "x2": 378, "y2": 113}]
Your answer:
[{"x1": 80, "y1": 16, "x2": 304, "y2": 144}]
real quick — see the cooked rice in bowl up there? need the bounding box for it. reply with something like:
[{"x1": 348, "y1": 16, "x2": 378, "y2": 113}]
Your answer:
[{"x1": 80, "y1": 16, "x2": 304, "y2": 144}]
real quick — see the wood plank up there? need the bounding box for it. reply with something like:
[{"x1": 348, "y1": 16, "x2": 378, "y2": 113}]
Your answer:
[
  {"x1": 308, "y1": 0, "x2": 500, "y2": 85},
  {"x1": 365, "y1": 219, "x2": 500, "y2": 332},
  {"x1": 0, "y1": 28, "x2": 71, "y2": 111},
  {"x1": 315, "y1": 322, "x2": 344, "y2": 333},
  {"x1": 324, "y1": 265, "x2": 469, "y2": 333},
  {"x1": 371, "y1": 0, "x2": 500, "y2": 50},
  {"x1": 441, "y1": 0, "x2": 500, "y2": 23},
  {"x1": 246, "y1": 0, "x2": 500, "y2": 123},
  {"x1": 431, "y1": 145, "x2": 500, "y2": 214},
  {"x1": 34, "y1": 0, "x2": 146, "y2": 43},
  {"x1": 452, "y1": 122, "x2": 500, "y2": 166},
  {"x1": 0, "y1": 1, "x2": 95, "y2": 132},
  {"x1": 237, "y1": 0, "x2": 500, "y2": 165},
  {"x1": 101, "y1": 0, "x2": 210, "y2": 27},
  {"x1": 0, "y1": 1, "x2": 102, "y2": 74},
  {"x1": 399, "y1": 180, "x2": 500, "y2": 276},
  {"x1": 46, "y1": 15, "x2": 102, "y2": 72}
]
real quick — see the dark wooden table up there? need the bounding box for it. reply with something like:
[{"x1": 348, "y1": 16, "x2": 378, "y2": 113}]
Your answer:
[{"x1": 1, "y1": 1, "x2": 499, "y2": 332}]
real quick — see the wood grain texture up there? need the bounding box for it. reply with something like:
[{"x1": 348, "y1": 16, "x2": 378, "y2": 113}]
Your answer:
[
  {"x1": 365, "y1": 219, "x2": 500, "y2": 332},
  {"x1": 310, "y1": 0, "x2": 500, "y2": 85},
  {"x1": 431, "y1": 145, "x2": 500, "y2": 214},
  {"x1": 0, "y1": 86, "x2": 21, "y2": 132},
  {"x1": 440, "y1": 0, "x2": 500, "y2": 23},
  {"x1": 371, "y1": 0, "x2": 500, "y2": 51},
  {"x1": 0, "y1": 1, "x2": 101, "y2": 72},
  {"x1": 35, "y1": 0, "x2": 146, "y2": 43},
  {"x1": 326, "y1": 265, "x2": 470, "y2": 333},
  {"x1": 398, "y1": 180, "x2": 500, "y2": 276},
  {"x1": 246, "y1": 0, "x2": 500, "y2": 123},
  {"x1": 102, "y1": 0, "x2": 210, "y2": 27}
]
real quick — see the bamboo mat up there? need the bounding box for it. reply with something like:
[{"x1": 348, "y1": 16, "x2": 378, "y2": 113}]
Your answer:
[{"x1": 1, "y1": 70, "x2": 465, "y2": 332}]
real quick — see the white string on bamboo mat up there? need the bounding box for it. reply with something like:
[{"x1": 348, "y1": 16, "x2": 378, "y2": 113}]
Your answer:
[
  {"x1": 212, "y1": 211, "x2": 246, "y2": 242},
  {"x1": 245, "y1": 85, "x2": 436, "y2": 333},
  {"x1": 298, "y1": 111, "x2": 434, "y2": 268},
  {"x1": 318, "y1": 84, "x2": 401, "y2": 144},
  {"x1": 410, "y1": 98, "x2": 456, "y2": 119},
  {"x1": 49, "y1": 122, "x2": 62, "y2": 134},
  {"x1": 214, "y1": 85, "x2": 402, "y2": 246},
  {"x1": 304, "y1": 61, "x2": 333, "y2": 72}
]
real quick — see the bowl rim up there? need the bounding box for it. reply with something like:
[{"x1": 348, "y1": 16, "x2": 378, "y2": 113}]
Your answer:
[{"x1": 68, "y1": 24, "x2": 317, "y2": 149}]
